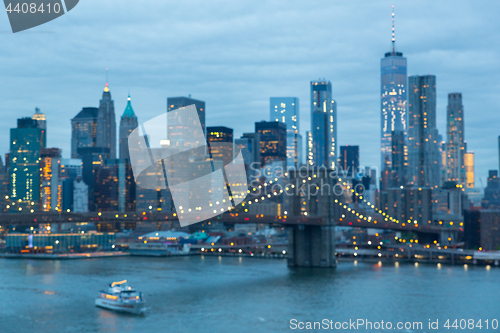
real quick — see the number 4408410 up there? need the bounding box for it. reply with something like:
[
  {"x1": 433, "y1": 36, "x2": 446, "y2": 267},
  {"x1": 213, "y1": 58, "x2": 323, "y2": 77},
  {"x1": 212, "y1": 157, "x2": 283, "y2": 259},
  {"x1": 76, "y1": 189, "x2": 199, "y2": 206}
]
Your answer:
[
  {"x1": 6, "y1": 3, "x2": 62, "y2": 14},
  {"x1": 444, "y1": 319, "x2": 499, "y2": 330}
]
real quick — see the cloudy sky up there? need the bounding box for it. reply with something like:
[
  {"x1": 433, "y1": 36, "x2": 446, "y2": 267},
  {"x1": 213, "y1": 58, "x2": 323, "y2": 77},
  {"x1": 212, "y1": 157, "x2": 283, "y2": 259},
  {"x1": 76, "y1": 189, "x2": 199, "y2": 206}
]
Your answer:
[{"x1": 0, "y1": 0, "x2": 499, "y2": 188}]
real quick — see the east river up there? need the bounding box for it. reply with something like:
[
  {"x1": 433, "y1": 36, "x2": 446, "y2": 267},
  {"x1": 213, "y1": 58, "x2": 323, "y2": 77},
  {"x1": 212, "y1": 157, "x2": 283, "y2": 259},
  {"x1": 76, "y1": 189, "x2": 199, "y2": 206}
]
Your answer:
[{"x1": 1, "y1": 256, "x2": 499, "y2": 332}]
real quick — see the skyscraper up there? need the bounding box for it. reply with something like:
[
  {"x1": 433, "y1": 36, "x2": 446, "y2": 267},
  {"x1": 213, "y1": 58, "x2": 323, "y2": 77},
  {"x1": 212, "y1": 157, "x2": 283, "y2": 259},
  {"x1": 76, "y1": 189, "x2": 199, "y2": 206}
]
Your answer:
[
  {"x1": 207, "y1": 126, "x2": 233, "y2": 165},
  {"x1": 270, "y1": 97, "x2": 301, "y2": 169},
  {"x1": 119, "y1": 94, "x2": 138, "y2": 160},
  {"x1": 0, "y1": 156, "x2": 8, "y2": 213},
  {"x1": 96, "y1": 82, "x2": 116, "y2": 159},
  {"x1": 464, "y1": 152, "x2": 474, "y2": 189},
  {"x1": 255, "y1": 121, "x2": 287, "y2": 167},
  {"x1": 497, "y1": 136, "x2": 500, "y2": 177},
  {"x1": 94, "y1": 159, "x2": 134, "y2": 212},
  {"x1": 33, "y1": 107, "x2": 46, "y2": 148},
  {"x1": 390, "y1": 130, "x2": 406, "y2": 187},
  {"x1": 306, "y1": 131, "x2": 313, "y2": 166},
  {"x1": 310, "y1": 80, "x2": 337, "y2": 169},
  {"x1": 445, "y1": 93, "x2": 465, "y2": 185},
  {"x1": 408, "y1": 75, "x2": 440, "y2": 188},
  {"x1": 71, "y1": 107, "x2": 98, "y2": 159},
  {"x1": 381, "y1": 7, "x2": 407, "y2": 183},
  {"x1": 167, "y1": 96, "x2": 206, "y2": 139},
  {"x1": 71, "y1": 106, "x2": 108, "y2": 211},
  {"x1": 235, "y1": 132, "x2": 261, "y2": 181},
  {"x1": 60, "y1": 158, "x2": 83, "y2": 212},
  {"x1": 339, "y1": 145, "x2": 359, "y2": 176},
  {"x1": 40, "y1": 148, "x2": 62, "y2": 212},
  {"x1": 9, "y1": 117, "x2": 43, "y2": 212}
]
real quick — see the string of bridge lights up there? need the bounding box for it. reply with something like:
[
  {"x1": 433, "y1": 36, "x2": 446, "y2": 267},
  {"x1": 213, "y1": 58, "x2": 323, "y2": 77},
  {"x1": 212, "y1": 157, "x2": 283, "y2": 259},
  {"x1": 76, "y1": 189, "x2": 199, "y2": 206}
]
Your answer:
[
  {"x1": 176, "y1": 171, "x2": 422, "y2": 228},
  {"x1": 239, "y1": 171, "x2": 407, "y2": 226}
]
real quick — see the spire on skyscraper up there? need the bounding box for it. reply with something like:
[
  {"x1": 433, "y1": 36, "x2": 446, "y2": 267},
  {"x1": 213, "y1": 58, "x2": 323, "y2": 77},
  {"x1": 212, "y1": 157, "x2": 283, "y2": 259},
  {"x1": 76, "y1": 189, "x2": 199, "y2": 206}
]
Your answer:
[
  {"x1": 392, "y1": 5, "x2": 396, "y2": 54},
  {"x1": 122, "y1": 94, "x2": 136, "y2": 118},
  {"x1": 104, "y1": 68, "x2": 109, "y2": 92},
  {"x1": 119, "y1": 94, "x2": 138, "y2": 160}
]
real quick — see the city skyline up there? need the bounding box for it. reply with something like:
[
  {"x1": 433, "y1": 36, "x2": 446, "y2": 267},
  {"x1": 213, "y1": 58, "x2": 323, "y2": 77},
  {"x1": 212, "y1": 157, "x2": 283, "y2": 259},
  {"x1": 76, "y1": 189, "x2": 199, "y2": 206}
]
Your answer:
[
  {"x1": 1, "y1": 3, "x2": 499, "y2": 332},
  {"x1": 1, "y1": 1, "x2": 499, "y2": 185}
]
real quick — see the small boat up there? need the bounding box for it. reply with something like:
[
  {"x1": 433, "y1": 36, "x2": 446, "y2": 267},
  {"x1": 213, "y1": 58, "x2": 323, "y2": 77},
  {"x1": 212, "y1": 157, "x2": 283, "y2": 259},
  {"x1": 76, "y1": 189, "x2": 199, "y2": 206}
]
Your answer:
[{"x1": 95, "y1": 280, "x2": 145, "y2": 314}]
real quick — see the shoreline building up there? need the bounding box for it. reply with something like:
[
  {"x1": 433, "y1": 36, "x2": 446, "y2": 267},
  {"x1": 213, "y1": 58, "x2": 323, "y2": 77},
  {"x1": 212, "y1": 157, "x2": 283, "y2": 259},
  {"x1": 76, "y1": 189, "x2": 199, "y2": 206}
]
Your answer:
[{"x1": 380, "y1": 6, "x2": 407, "y2": 189}]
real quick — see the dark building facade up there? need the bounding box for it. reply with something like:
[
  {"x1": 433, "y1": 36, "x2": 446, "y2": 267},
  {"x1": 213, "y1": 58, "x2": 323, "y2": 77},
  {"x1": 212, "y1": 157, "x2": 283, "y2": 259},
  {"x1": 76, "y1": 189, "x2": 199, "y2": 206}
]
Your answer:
[
  {"x1": 390, "y1": 130, "x2": 406, "y2": 188},
  {"x1": 71, "y1": 107, "x2": 98, "y2": 159},
  {"x1": 386, "y1": 187, "x2": 433, "y2": 225},
  {"x1": 339, "y1": 145, "x2": 359, "y2": 176},
  {"x1": 207, "y1": 126, "x2": 233, "y2": 165},
  {"x1": 60, "y1": 159, "x2": 83, "y2": 212},
  {"x1": 464, "y1": 210, "x2": 500, "y2": 251},
  {"x1": 255, "y1": 121, "x2": 286, "y2": 167},
  {"x1": 408, "y1": 75, "x2": 440, "y2": 188},
  {"x1": 94, "y1": 159, "x2": 135, "y2": 212},
  {"x1": 483, "y1": 170, "x2": 500, "y2": 209},
  {"x1": 79, "y1": 147, "x2": 109, "y2": 211},
  {"x1": 235, "y1": 132, "x2": 261, "y2": 182}
]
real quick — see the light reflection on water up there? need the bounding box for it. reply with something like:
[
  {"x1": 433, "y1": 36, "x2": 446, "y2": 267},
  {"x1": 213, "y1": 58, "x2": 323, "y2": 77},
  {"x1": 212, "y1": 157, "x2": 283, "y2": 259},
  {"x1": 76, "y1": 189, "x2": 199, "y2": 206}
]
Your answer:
[{"x1": 0, "y1": 256, "x2": 497, "y2": 333}]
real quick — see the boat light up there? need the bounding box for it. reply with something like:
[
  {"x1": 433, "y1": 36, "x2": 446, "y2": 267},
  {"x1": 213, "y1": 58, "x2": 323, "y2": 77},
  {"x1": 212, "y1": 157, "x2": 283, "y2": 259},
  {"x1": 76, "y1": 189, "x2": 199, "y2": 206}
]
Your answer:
[{"x1": 111, "y1": 280, "x2": 127, "y2": 287}]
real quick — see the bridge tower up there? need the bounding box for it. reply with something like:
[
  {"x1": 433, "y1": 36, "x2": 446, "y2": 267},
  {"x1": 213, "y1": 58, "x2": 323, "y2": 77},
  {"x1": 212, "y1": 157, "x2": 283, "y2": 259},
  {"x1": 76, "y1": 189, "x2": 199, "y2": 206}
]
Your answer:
[{"x1": 286, "y1": 168, "x2": 341, "y2": 267}]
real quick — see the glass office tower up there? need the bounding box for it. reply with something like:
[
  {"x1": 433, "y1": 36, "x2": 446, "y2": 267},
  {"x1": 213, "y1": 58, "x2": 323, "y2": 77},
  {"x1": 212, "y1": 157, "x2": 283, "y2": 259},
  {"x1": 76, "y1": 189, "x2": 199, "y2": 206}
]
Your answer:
[
  {"x1": 310, "y1": 80, "x2": 337, "y2": 169},
  {"x1": 380, "y1": 8, "x2": 407, "y2": 187},
  {"x1": 408, "y1": 75, "x2": 440, "y2": 188},
  {"x1": 270, "y1": 97, "x2": 301, "y2": 169}
]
